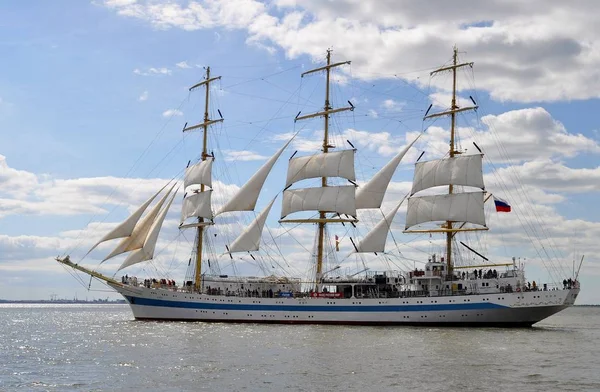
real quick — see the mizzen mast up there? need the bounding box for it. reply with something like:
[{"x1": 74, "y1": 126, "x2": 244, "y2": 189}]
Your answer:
[
  {"x1": 291, "y1": 49, "x2": 354, "y2": 289},
  {"x1": 183, "y1": 67, "x2": 223, "y2": 291},
  {"x1": 423, "y1": 46, "x2": 478, "y2": 274}
]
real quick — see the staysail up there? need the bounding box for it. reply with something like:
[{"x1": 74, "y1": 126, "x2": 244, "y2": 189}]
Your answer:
[
  {"x1": 355, "y1": 135, "x2": 420, "y2": 209},
  {"x1": 103, "y1": 184, "x2": 176, "y2": 262},
  {"x1": 217, "y1": 136, "x2": 294, "y2": 215},
  {"x1": 227, "y1": 196, "x2": 277, "y2": 253},
  {"x1": 86, "y1": 183, "x2": 169, "y2": 255},
  {"x1": 354, "y1": 199, "x2": 403, "y2": 253},
  {"x1": 118, "y1": 189, "x2": 178, "y2": 270}
]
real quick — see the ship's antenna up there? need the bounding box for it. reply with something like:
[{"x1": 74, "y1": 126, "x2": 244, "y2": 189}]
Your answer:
[{"x1": 184, "y1": 67, "x2": 223, "y2": 292}]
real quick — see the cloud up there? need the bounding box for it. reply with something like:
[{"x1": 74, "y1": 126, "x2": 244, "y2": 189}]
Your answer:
[
  {"x1": 223, "y1": 150, "x2": 270, "y2": 161},
  {"x1": 381, "y1": 99, "x2": 405, "y2": 112},
  {"x1": 138, "y1": 90, "x2": 149, "y2": 101},
  {"x1": 162, "y1": 109, "x2": 183, "y2": 117},
  {"x1": 104, "y1": 0, "x2": 600, "y2": 102},
  {"x1": 133, "y1": 67, "x2": 172, "y2": 76},
  {"x1": 490, "y1": 160, "x2": 600, "y2": 193},
  {"x1": 420, "y1": 107, "x2": 600, "y2": 163},
  {"x1": 176, "y1": 61, "x2": 192, "y2": 69}
]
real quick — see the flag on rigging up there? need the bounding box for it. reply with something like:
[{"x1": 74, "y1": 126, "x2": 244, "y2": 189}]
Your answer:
[
  {"x1": 493, "y1": 197, "x2": 511, "y2": 213},
  {"x1": 335, "y1": 235, "x2": 340, "y2": 251}
]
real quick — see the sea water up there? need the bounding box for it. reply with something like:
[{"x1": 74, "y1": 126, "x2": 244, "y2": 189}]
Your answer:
[{"x1": 1, "y1": 304, "x2": 599, "y2": 391}]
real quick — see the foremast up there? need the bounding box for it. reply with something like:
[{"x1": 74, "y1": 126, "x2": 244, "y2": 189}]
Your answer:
[
  {"x1": 291, "y1": 49, "x2": 354, "y2": 289},
  {"x1": 422, "y1": 46, "x2": 478, "y2": 274},
  {"x1": 183, "y1": 67, "x2": 223, "y2": 291}
]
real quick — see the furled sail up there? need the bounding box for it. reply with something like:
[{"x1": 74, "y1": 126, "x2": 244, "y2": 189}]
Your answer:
[
  {"x1": 118, "y1": 190, "x2": 177, "y2": 271},
  {"x1": 184, "y1": 159, "x2": 213, "y2": 189},
  {"x1": 354, "y1": 199, "x2": 403, "y2": 253},
  {"x1": 286, "y1": 150, "x2": 355, "y2": 186},
  {"x1": 411, "y1": 154, "x2": 483, "y2": 195},
  {"x1": 217, "y1": 136, "x2": 294, "y2": 215},
  {"x1": 227, "y1": 196, "x2": 276, "y2": 253},
  {"x1": 355, "y1": 134, "x2": 420, "y2": 209},
  {"x1": 405, "y1": 192, "x2": 486, "y2": 229},
  {"x1": 180, "y1": 191, "x2": 213, "y2": 223},
  {"x1": 281, "y1": 186, "x2": 356, "y2": 218},
  {"x1": 103, "y1": 184, "x2": 175, "y2": 262},
  {"x1": 86, "y1": 183, "x2": 169, "y2": 255}
]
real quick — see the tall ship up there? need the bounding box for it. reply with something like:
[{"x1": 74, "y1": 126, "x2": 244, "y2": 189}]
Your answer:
[{"x1": 56, "y1": 48, "x2": 580, "y2": 326}]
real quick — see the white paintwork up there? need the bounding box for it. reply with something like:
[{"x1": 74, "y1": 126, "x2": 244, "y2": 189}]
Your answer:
[{"x1": 111, "y1": 283, "x2": 579, "y2": 325}]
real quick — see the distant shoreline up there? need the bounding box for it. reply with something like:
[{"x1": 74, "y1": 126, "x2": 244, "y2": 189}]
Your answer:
[{"x1": 0, "y1": 299, "x2": 127, "y2": 304}]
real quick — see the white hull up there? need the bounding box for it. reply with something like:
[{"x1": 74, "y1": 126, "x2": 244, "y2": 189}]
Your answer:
[{"x1": 110, "y1": 283, "x2": 579, "y2": 327}]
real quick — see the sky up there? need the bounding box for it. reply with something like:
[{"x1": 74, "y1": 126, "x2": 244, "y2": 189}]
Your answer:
[{"x1": 0, "y1": 0, "x2": 599, "y2": 304}]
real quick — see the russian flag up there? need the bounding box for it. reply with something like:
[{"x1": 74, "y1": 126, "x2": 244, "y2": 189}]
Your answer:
[{"x1": 494, "y1": 197, "x2": 511, "y2": 213}]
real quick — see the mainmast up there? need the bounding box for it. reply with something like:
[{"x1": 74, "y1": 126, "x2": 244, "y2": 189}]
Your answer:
[
  {"x1": 292, "y1": 49, "x2": 354, "y2": 289},
  {"x1": 183, "y1": 67, "x2": 223, "y2": 291},
  {"x1": 423, "y1": 46, "x2": 477, "y2": 273}
]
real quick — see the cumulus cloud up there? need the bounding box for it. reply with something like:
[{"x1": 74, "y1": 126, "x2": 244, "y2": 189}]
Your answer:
[
  {"x1": 223, "y1": 150, "x2": 270, "y2": 161},
  {"x1": 103, "y1": 0, "x2": 600, "y2": 102},
  {"x1": 176, "y1": 61, "x2": 192, "y2": 68},
  {"x1": 133, "y1": 67, "x2": 172, "y2": 76},
  {"x1": 162, "y1": 109, "x2": 183, "y2": 117}
]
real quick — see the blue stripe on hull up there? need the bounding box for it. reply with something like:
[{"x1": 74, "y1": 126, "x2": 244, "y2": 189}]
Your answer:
[{"x1": 125, "y1": 296, "x2": 507, "y2": 312}]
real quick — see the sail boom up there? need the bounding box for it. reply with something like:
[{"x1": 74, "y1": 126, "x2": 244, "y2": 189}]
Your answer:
[
  {"x1": 183, "y1": 119, "x2": 223, "y2": 133},
  {"x1": 189, "y1": 76, "x2": 221, "y2": 91},
  {"x1": 301, "y1": 60, "x2": 351, "y2": 77},
  {"x1": 179, "y1": 222, "x2": 215, "y2": 230},
  {"x1": 295, "y1": 106, "x2": 353, "y2": 122},
  {"x1": 430, "y1": 62, "x2": 473, "y2": 75},
  {"x1": 424, "y1": 106, "x2": 478, "y2": 120}
]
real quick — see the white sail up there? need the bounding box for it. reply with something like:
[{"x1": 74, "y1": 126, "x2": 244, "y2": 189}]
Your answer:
[
  {"x1": 405, "y1": 192, "x2": 486, "y2": 229},
  {"x1": 217, "y1": 136, "x2": 294, "y2": 215},
  {"x1": 184, "y1": 159, "x2": 213, "y2": 189},
  {"x1": 411, "y1": 154, "x2": 484, "y2": 195},
  {"x1": 86, "y1": 183, "x2": 169, "y2": 255},
  {"x1": 355, "y1": 135, "x2": 420, "y2": 209},
  {"x1": 281, "y1": 186, "x2": 356, "y2": 218},
  {"x1": 354, "y1": 200, "x2": 403, "y2": 253},
  {"x1": 118, "y1": 190, "x2": 177, "y2": 271},
  {"x1": 227, "y1": 196, "x2": 276, "y2": 253},
  {"x1": 180, "y1": 191, "x2": 213, "y2": 223},
  {"x1": 103, "y1": 184, "x2": 175, "y2": 262},
  {"x1": 286, "y1": 150, "x2": 355, "y2": 186}
]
